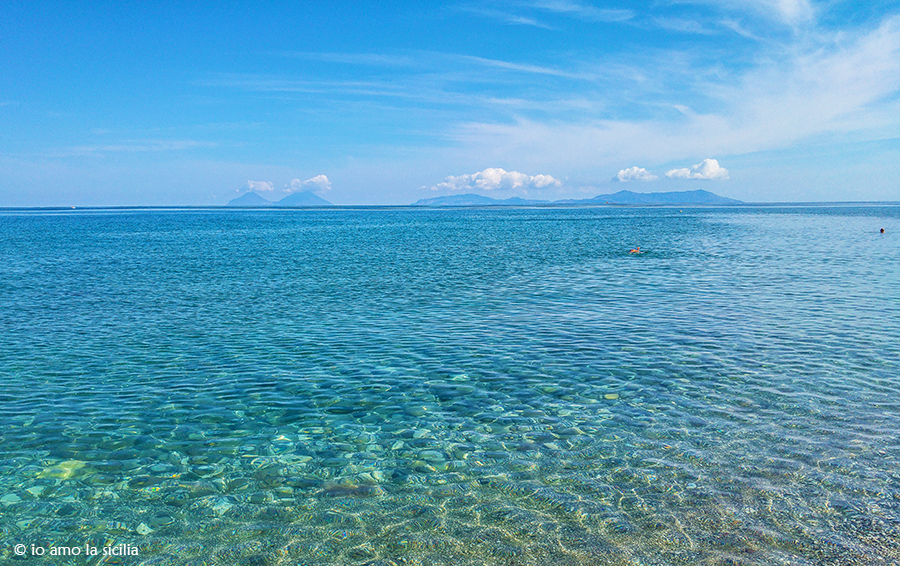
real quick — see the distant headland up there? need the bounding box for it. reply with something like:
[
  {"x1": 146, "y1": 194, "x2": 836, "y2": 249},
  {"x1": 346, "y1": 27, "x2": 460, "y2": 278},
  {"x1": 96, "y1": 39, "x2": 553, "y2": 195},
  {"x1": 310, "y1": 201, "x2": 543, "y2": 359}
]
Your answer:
[{"x1": 227, "y1": 192, "x2": 333, "y2": 207}]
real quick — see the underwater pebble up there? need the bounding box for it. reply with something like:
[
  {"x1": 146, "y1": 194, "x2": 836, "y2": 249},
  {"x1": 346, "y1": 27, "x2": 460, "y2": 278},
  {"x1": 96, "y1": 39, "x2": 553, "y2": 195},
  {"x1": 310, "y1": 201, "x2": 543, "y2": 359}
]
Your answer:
[
  {"x1": 248, "y1": 492, "x2": 272, "y2": 504},
  {"x1": 1, "y1": 493, "x2": 22, "y2": 506},
  {"x1": 149, "y1": 514, "x2": 176, "y2": 528},
  {"x1": 193, "y1": 464, "x2": 223, "y2": 478},
  {"x1": 136, "y1": 522, "x2": 153, "y2": 536},
  {"x1": 56, "y1": 503, "x2": 77, "y2": 516},
  {"x1": 605, "y1": 393, "x2": 620, "y2": 400},
  {"x1": 164, "y1": 490, "x2": 191, "y2": 507},
  {"x1": 356, "y1": 472, "x2": 376, "y2": 483},
  {"x1": 226, "y1": 478, "x2": 252, "y2": 492},
  {"x1": 26, "y1": 486, "x2": 44, "y2": 497},
  {"x1": 38, "y1": 460, "x2": 86, "y2": 480},
  {"x1": 211, "y1": 498, "x2": 235, "y2": 516},
  {"x1": 274, "y1": 487, "x2": 294, "y2": 498}
]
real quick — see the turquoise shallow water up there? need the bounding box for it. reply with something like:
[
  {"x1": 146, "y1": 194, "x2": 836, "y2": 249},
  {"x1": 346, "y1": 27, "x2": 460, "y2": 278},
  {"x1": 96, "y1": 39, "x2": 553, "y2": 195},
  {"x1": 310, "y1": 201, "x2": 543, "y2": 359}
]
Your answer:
[{"x1": 1, "y1": 205, "x2": 899, "y2": 565}]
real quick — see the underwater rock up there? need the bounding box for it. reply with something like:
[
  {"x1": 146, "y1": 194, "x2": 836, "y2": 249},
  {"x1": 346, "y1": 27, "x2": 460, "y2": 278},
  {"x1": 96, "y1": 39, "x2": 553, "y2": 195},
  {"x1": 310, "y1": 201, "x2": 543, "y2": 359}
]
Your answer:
[
  {"x1": 284, "y1": 476, "x2": 321, "y2": 490},
  {"x1": 1, "y1": 493, "x2": 22, "y2": 506},
  {"x1": 128, "y1": 476, "x2": 167, "y2": 489},
  {"x1": 38, "y1": 460, "x2": 86, "y2": 480},
  {"x1": 94, "y1": 460, "x2": 124, "y2": 473},
  {"x1": 150, "y1": 463, "x2": 177, "y2": 474},
  {"x1": 211, "y1": 498, "x2": 235, "y2": 516},
  {"x1": 163, "y1": 490, "x2": 191, "y2": 507},
  {"x1": 390, "y1": 469, "x2": 410, "y2": 484},
  {"x1": 25, "y1": 486, "x2": 45, "y2": 497},
  {"x1": 248, "y1": 492, "x2": 273, "y2": 504},
  {"x1": 84, "y1": 473, "x2": 118, "y2": 486},
  {"x1": 404, "y1": 406, "x2": 427, "y2": 417},
  {"x1": 55, "y1": 503, "x2": 77, "y2": 516},
  {"x1": 149, "y1": 514, "x2": 176, "y2": 528},
  {"x1": 419, "y1": 450, "x2": 446, "y2": 463},
  {"x1": 273, "y1": 486, "x2": 294, "y2": 498},
  {"x1": 318, "y1": 483, "x2": 382, "y2": 498},
  {"x1": 225, "y1": 477, "x2": 252, "y2": 492}
]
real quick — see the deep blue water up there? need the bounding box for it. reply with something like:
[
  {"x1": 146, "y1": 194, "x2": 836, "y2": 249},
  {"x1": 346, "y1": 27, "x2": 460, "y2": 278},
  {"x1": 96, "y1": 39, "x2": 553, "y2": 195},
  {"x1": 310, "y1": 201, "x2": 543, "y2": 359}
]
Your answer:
[{"x1": 1, "y1": 205, "x2": 898, "y2": 565}]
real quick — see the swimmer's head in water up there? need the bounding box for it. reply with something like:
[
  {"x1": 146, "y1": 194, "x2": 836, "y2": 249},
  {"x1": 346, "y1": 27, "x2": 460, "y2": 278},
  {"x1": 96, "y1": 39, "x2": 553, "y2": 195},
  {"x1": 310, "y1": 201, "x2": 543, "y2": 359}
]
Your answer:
[{"x1": 881, "y1": 228, "x2": 885, "y2": 233}]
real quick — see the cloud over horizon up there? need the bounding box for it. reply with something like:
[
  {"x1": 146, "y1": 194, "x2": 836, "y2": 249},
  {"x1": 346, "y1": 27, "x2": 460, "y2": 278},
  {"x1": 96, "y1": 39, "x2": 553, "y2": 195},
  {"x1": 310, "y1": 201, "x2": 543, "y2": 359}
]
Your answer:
[
  {"x1": 428, "y1": 168, "x2": 561, "y2": 192},
  {"x1": 241, "y1": 180, "x2": 275, "y2": 192},
  {"x1": 666, "y1": 159, "x2": 730, "y2": 180},
  {"x1": 615, "y1": 166, "x2": 658, "y2": 182},
  {"x1": 287, "y1": 174, "x2": 331, "y2": 194}
]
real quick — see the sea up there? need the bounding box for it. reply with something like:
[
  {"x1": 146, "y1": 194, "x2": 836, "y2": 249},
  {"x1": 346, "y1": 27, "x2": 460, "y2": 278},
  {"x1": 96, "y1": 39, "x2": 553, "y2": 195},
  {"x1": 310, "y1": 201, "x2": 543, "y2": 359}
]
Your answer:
[{"x1": 1, "y1": 204, "x2": 898, "y2": 565}]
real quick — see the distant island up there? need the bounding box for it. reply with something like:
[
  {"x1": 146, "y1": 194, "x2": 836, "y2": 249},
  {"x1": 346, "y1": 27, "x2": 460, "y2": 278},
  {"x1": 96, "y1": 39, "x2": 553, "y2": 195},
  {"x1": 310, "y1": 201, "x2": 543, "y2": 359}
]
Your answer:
[
  {"x1": 412, "y1": 189, "x2": 742, "y2": 207},
  {"x1": 411, "y1": 194, "x2": 550, "y2": 207},
  {"x1": 227, "y1": 191, "x2": 333, "y2": 207},
  {"x1": 227, "y1": 188, "x2": 741, "y2": 207}
]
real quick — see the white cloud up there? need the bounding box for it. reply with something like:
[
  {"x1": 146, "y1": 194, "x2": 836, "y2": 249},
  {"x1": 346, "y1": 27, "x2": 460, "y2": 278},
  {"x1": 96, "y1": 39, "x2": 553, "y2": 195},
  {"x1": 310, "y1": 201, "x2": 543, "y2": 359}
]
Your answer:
[
  {"x1": 428, "y1": 168, "x2": 561, "y2": 192},
  {"x1": 287, "y1": 174, "x2": 331, "y2": 194},
  {"x1": 666, "y1": 158, "x2": 730, "y2": 180},
  {"x1": 242, "y1": 180, "x2": 275, "y2": 192},
  {"x1": 615, "y1": 166, "x2": 658, "y2": 182}
]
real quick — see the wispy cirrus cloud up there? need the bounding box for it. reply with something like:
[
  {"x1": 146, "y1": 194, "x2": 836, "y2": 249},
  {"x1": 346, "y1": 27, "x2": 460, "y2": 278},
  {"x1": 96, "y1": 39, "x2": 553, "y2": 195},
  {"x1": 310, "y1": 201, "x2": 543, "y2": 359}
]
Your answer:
[
  {"x1": 718, "y1": 18, "x2": 765, "y2": 40},
  {"x1": 274, "y1": 51, "x2": 417, "y2": 67},
  {"x1": 449, "y1": 13, "x2": 900, "y2": 174},
  {"x1": 202, "y1": 50, "x2": 605, "y2": 117},
  {"x1": 527, "y1": 1, "x2": 634, "y2": 23},
  {"x1": 454, "y1": 6, "x2": 555, "y2": 29},
  {"x1": 64, "y1": 140, "x2": 215, "y2": 156},
  {"x1": 273, "y1": 50, "x2": 595, "y2": 80},
  {"x1": 651, "y1": 17, "x2": 718, "y2": 35},
  {"x1": 454, "y1": 54, "x2": 596, "y2": 79},
  {"x1": 672, "y1": 0, "x2": 814, "y2": 26}
]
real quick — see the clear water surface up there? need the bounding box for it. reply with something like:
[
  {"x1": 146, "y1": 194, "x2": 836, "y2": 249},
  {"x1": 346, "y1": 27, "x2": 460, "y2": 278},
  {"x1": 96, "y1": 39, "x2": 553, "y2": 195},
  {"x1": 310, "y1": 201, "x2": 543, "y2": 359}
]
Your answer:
[{"x1": 1, "y1": 205, "x2": 898, "y2": 565}]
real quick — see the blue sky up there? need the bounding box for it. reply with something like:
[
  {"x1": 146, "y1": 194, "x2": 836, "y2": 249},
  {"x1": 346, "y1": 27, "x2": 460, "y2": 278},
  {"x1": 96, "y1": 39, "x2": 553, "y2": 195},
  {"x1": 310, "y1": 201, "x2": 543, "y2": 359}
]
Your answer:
[{"x1": 2, "y1": 1, "x2": 899, "y2": 206}]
